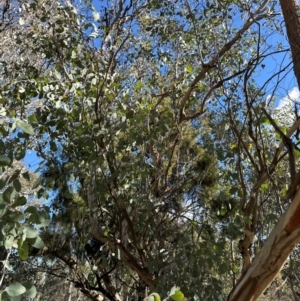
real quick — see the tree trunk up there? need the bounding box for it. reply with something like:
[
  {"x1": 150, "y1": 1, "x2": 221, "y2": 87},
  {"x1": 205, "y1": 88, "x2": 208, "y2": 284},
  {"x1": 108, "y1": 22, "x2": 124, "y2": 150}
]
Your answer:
[
  {"x1": 279, "y1": 0, "x2": 300, "y2": 89},
  {"x1": 228, "y1": 187, "x2": 300, "y2": 300},
  {"x1": 228, "y1": 2, "x2": 300, "y2": 300}
]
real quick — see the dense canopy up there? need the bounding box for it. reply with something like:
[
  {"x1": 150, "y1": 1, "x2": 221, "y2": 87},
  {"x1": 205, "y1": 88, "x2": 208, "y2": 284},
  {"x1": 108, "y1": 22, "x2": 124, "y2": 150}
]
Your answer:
[{"x1": 1, "y1": 0, "x2": 300, "y2": 301}]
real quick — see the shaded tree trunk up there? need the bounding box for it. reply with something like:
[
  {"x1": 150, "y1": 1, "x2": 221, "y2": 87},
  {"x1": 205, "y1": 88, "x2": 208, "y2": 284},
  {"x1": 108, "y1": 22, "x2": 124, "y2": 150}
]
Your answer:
[{"x1": 279, "y1": 0, "x2": 300, "y2": 89}]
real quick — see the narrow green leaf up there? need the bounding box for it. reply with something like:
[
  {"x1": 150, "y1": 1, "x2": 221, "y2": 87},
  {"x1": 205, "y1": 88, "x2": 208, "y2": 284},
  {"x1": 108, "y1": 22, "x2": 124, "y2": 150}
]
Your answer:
[{"x1": 18, "y1": 239, "x2": 29, "y2": 260}]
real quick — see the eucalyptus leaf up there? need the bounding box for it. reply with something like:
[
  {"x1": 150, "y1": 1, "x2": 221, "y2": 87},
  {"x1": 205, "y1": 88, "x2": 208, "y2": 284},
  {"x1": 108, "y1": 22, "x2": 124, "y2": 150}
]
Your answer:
[
  {"x1": 24, "y1": 227, "x2": 39, "y2": 239},
  {"x1": 4, "y1": 236, "x2": 14, "y2": 250},
  {"x1": 3, "y1": 187, "x2": 15, "y2": 203},
  {"x1": 170, "y1": 290, "x2": 184, "y2": 301},
  {"x1": 1, "y1": 291, "x2": 22, "y2": 301},
  {"x1": 0, "y1": 179, "x2": 5, "y2": 190},
  {"x1": 4, "y1": 260, "x2": 13, "y2": 271},
  {"x1": 13, "y1": 179, "x2": 21, "y2": 192},
  {"x1": 12, "y1": 120, "x2": 34, "y2": 135},
  {"x1": 18, "y1": 239, "x2": 28, "y2": 260},
  {"x1": 26, "y1": 236, "x2": 45, "y2": 249},
  {"x1": 0, "y1": 204, "x2": 7, "y2": 217},
  {"x1": 12, "y1": 196, "x2": 26, "y2": 207},
  {"x1": 5, "y1": 282, "x2": 26, "y2": 297},
  {"x1": 0, "y1": 156, "x2": 11, "y2": 167},
  {"x1": 23, "y1": 282, "x2": 37, "y2": 299}
]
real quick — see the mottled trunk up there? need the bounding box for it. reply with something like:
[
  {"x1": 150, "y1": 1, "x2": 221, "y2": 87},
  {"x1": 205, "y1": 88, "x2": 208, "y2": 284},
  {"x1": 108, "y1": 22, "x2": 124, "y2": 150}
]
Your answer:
[
  {"x1": 279, "y1": 0, "x2": 300, "y2": 89},
  {"x1": 228, "y1": 189, "x2": 300, "y2": 301}
]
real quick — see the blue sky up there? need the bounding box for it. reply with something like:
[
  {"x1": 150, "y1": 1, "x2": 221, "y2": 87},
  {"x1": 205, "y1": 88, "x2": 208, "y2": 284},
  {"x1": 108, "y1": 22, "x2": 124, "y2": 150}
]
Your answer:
[{"x1": 22, "y1": 1, "x2": 299, "y2": 172}]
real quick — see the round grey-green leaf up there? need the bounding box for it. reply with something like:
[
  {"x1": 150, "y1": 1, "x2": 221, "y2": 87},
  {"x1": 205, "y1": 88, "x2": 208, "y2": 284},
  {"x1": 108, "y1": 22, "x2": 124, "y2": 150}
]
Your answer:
[
  {"x1": 1, "y1": 291, "x2": 22, "y2": 301},
  {"x1": 25, "y1": 227, "x2": 39, "y2": 239},
  {"x1": 27, "y1": 236, "x2": 44, "y2": 249},
  {"x1": 5, "y1": 282, "x2": 26, "y2": 297},
  {"x1": 4, "y1": 236, "x2": 14, "y2": 249},
  {"x1": 23, "y1": 282, "x2": 37, "y2": 298}
]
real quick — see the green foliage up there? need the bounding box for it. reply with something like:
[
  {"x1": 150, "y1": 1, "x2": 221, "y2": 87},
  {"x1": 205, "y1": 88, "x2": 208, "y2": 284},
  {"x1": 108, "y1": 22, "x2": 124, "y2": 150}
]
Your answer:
[
  {"x1": 147, "y1": 287, "x2": 184, "y2": 301},
  {"x1": 0, "y1": 0, "x2": 297, "y2": 300}
]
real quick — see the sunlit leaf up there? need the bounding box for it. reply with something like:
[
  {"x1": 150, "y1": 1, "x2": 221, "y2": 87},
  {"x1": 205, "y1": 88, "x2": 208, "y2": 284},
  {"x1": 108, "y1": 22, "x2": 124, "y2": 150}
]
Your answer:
[
  {"x1": 92, "y1": 11, "x2": 100, "y2": 21},
  {"x1": 4, "y1": 236, "x2": 14, "y2": 250},
  {"x1": 19, "y1": 18, "x2": 25, "y2": 25},
  {"x1": 169, "y1": 287, "x2": 184, "y2": 301},
  {"x1": 148, "y1": 293, "x2": 161, "y2": 301},
  {"x1": 12, "y1": 120, "x2": 34, "y2": 135}
]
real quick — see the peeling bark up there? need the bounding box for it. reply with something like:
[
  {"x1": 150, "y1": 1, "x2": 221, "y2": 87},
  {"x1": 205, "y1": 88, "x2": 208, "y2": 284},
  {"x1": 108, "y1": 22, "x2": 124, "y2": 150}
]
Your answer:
[{"x1": 228, "y1": 189, "x2": 300, "y2": 301}]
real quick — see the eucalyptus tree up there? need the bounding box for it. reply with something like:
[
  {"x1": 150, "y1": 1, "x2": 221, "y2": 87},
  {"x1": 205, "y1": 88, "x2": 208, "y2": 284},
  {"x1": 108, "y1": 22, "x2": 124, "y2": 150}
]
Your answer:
[{"x1": 1, "y1": 0, "x2": 300, "y2": 301}]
